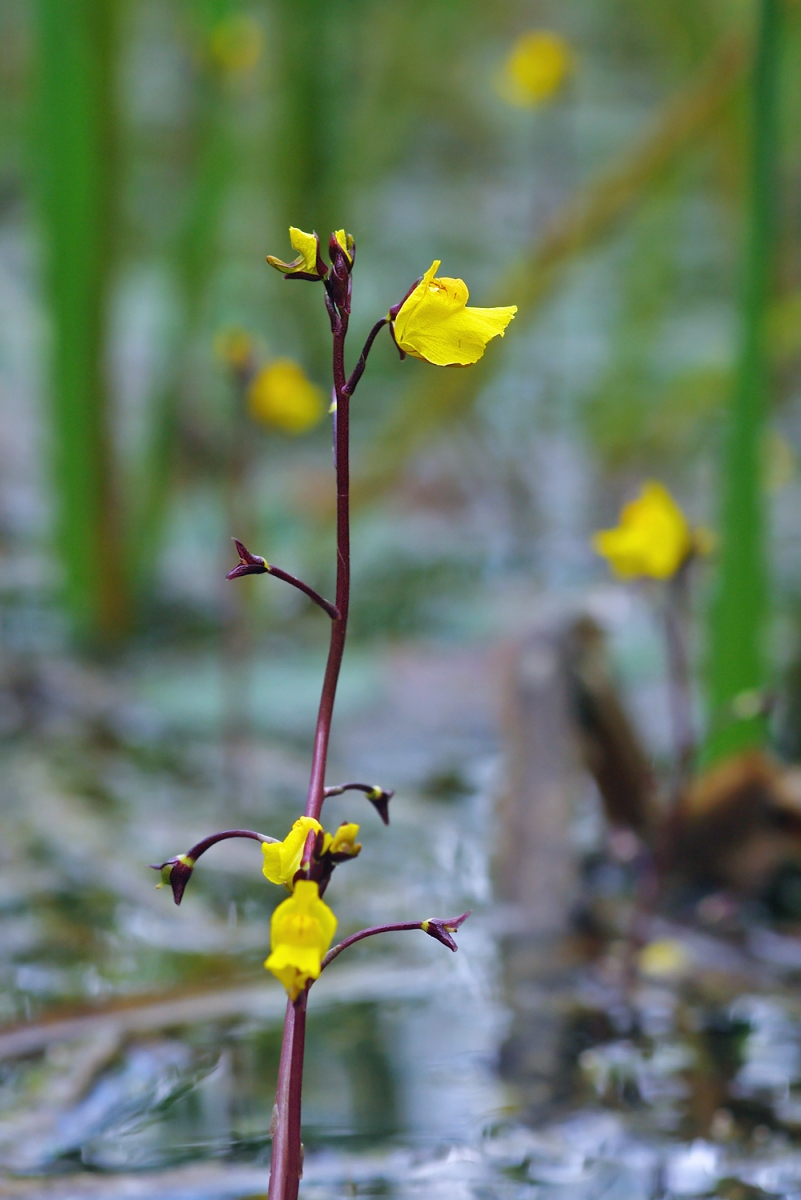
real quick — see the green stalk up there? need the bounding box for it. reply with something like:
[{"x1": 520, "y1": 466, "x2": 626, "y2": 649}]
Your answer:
[
  {"x1": 33, "y1": 0, "x2": 126, "y2": 641},
  {"x1": 705, "y1": 0, "x2": 782, "y2": 764}
]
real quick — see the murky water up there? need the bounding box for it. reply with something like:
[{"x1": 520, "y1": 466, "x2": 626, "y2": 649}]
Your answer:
[{"x1": 2, "y1": 642, "x2": 801, "y2": 1199}]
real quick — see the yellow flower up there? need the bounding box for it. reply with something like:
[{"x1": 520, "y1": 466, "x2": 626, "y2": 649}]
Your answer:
[
  {"x1": 265, "y1": 880, "x2": 337, "y2": 1000},
  {"x1": 247, "y1": 359, "x2": 325, "y2": 434},
  {"x1": 213, "y1": 327, "x2": 254, "y2": 371},
  {"x1": 322, "y1": 822, "x2": 361, "y2": 858},
  {"x1": 392, "y1": 261, "x2": 517, "y2": 367},
  {"x1": 262, "y1": 817, "x2": 322, "y2": 890},
  {"x1": 208, "y1": 14, "x2": 262, "y2": 76},
  {"x1": 592, "y1": 482, "x2": 694, "y2": 580},
  {"x1": 266, "y1": 227, "x2": 325, "y2": 279},
  {"x1": 499, "y1": 31, "x2": 572, "y2": 107}
]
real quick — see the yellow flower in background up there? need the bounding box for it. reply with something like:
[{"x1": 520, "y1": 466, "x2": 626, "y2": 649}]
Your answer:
[
  {"x1": 639, "y1": 938, "x2": 692, "y2": 980},
  {"x1": 247, "y1": 359, "x2": 325, "y2": 434},
  {"x1": 262, "y1": 817, "x2": 322, "y2": 890},
  {"x1": 392, "y1": 261, "x2": 517, "y2": 367},
  {"x1": 209, "y1": 14, "x2": 262, "y2": 76},
  {"x1": 266, "y1": 227, "x2": 324, "y2": 278},
  {"x1": 214, "y1": 327, "x2": 254, "y2": 371},
  {"x1": 593, "y1": 482, "x2": 695, "y2": 580},
  {"x1": 499, "y1": 31, "x2": 572, "y2": 107},
  {"x1": 265, "y1": 880, "x2": 337, "y2": 1000},
  {"x1": 322, "y1": 822, "x2": 362, "y2": 858}
]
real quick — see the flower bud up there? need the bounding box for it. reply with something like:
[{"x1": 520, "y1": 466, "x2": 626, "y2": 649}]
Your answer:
[
  {"x1": 150, "y1": 854, "x2": 195, "y2": 906},
  {"x1": 366, "y1": 786, "x2": 393, "y2": 826},
  {"x1": 327, "y1": 229, "x2": 354, "y2": 310},
  {"x1": 227, "y1": 538, "x2": 269, "y2": 580},
  {"x1": 322, "y1": 822, "x2": 362, "y2": 862},
  {"x1": 421, "y1": 911, "x2": 470, "y2": 952}
]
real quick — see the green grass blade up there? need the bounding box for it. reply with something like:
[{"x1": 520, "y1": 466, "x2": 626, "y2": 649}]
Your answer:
[
  {"x1": 32, "y1": 0, "x2": 127, "y2": 640},
  {"x1": 704, "y1": 0, "x2": 782, "y2": 763}
]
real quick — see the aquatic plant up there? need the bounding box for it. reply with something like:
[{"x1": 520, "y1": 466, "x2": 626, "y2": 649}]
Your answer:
[
  {"x1": 153, "y1": 227, "x2": 516, "y2": 1199},
  {"x1": 593, "y1": 481, "x2": 710, "y2": 799}
]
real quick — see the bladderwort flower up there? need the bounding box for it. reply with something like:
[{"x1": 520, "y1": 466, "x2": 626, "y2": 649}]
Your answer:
[
  {"x1": 499, "y1": 31, "x2": 573, "y2": 107},
  {"x1": 265, "y1": 880, "x2": 337, "y2": 1001},
  {"x1": 266, "y1": 226, "x2": 327, "y2": 280},
  {"x1": 592, "y1": 481, "x2": 710, "y2": 581},
  {"x1": 321, "y1": 822, "x2": 361, "y2": 859},
  {"x1": 390, "y1": 261, "x2": 517, "y2": 366},
  {"x1": 262, "y1": 817, "x2": 324, "y2": 889},
  {"x1": 247, "y1": 359, "x2": 325, "y2": 434}
]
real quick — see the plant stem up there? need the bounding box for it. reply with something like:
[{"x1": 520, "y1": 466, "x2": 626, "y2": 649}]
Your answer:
[
  {"x1": 664, "y1": 568, "x2": 695, "y2": 799},
  {"x1": 186, "y1": 829, "x2": 278, "y2": 860},
  {"x1": 321, "y1": 921, "x2": 423, "y2": 970},
  {"x1": 269, "y1": 287, "x2": 353, "y2": 1200},
  {"x1": 305, "y1": 311, "x2": 351, "y2": 821},
  {"x1": 268, "y1": 995, "x2": 307, "y2": 1200},
  {"x1": 704, "y1": 0, "x2": 781, "y2": 764},
  {"x1": 266, "y1": 566, "x2": 340, "y2": 620}
]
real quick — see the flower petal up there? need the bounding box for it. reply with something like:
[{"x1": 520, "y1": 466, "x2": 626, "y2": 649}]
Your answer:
[
  {"x1": 289, "y1": 227, "x2": 319, "y2": 273},
  {"x1": 393, "y1": 262, "x2": 517, "y2": 366}
]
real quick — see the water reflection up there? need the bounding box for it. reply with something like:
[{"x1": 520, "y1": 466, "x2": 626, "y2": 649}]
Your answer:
[{"x1": 4, "y1": 647, "x2": 801, "y2": 1198}]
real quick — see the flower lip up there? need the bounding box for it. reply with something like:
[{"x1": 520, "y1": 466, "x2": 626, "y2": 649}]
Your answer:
[
  {"x1": 391, "y1": 261, "x2": 517, "y2": 367},
  {"x1": 265, "y1": 879, "x2": 338, "y2": 1001},
  {"x1": 266, "y1": 227, "x2": 328, "y2": 280}
]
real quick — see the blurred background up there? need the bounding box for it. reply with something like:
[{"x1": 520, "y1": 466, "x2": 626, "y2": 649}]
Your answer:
[{"x1": 2, "y1": 1, "x2": 801, "y2": 1196}]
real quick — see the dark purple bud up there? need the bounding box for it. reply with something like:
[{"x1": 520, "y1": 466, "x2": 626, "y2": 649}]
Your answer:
[
  {"x1": 421, "y1": 911, "x2": 471, "y2": 952},
  {"x1": 367, "y1": 786, "x2": 393, "y2": 826},
  {"x1": 227, "y1": 538, "x2": 268, "y2": 580},
  {"x1": 150, "y1": 855, "x2": 195, "y2": 906}
]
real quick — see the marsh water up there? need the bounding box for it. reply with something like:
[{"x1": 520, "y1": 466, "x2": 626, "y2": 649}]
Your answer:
[{"x1": 2, "y1": 623, "x2": 801, "y2": 1200}]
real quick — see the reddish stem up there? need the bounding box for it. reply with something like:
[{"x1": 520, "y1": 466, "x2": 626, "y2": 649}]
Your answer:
[
  {"x1": 270, "y1": 288, "x2": 356, "y2": 1200},
  {"x1": 305, "y1": 311, "x2": 350, "y2": 821},
  {"x1": 268, "y1": 995, "x2": 307, "y2": 1200},
  {"x1": 321, "y1": 921, "x2": 423, "y2": 971},
  {"x1": 664, "y1": 565, "x2": 695, "y2": 803}
]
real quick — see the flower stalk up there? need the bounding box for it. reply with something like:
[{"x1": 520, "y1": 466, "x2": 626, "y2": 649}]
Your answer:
[{"x1": 155, "y1": 227, "x2": 514, "y2": 1200}]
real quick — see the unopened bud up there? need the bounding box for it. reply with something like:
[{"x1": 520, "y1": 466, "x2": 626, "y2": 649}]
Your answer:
[
  {"x1": 366, "y1": 785, "x2": 393, "y2": 826},
  {"x1": 227, "y1": 538, "x2": 269, "y2": 580},
  {"x1": 421, "y1": 911, "x2": 471, "y2": 952},
  {"x1": 150, "y1": 854, "x2": 195, "y2": 906}
]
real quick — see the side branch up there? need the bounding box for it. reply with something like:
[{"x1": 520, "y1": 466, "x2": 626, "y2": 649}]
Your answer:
[
  {"x1": 227, "y1": 539, "x2": 340, "y2": 620},
  {"x1": 321, "y1": 911, "x2": 470, "y2": 971},
  {"x1": 321, "y1": 922, "x2": 422, "y2": 970},
  {"x1": 151, "y1": 828, "x2": 278, "y2": 905},
  {"x1": 323, "y1": 781, "x2": 394, "y2": 825},
  {"x1": 344, "y1": 318, "x2": 388, "y2": 395}
]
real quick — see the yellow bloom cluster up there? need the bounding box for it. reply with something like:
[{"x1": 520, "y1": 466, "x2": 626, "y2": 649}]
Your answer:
[
  {"x1": 593, "y1": 481, "x2": 703, "y2": 581},
  {"x1": 393, "y1": 261, "x2": 517, "y2": 367},
  {"x1": 262, "y1": 818, "x2": 362, "y2": 999},
  {"x1": 247, "y1": 359, "x2": 324, "y2": 434},
  {"x1": 265, "y1": 880, "x2": 337, "y2": 1001}
]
